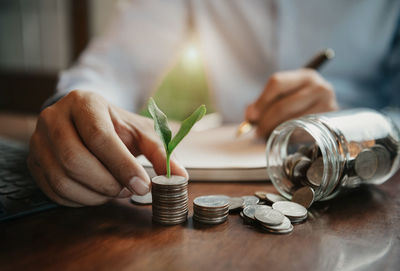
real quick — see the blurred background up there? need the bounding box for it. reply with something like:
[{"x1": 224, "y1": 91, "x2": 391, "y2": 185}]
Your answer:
[{"x1": 0, "y1": 0, "x2": 214, "y2": 121}]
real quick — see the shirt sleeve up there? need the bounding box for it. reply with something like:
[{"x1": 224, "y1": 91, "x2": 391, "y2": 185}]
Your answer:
[{"x1": 55, "y1": 0, "x2": 189, "y2": 112}]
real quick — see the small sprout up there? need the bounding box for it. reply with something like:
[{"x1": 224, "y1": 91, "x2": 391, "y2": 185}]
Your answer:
[{"x1": 148, "y1": 98, "x2": 206, "y2": 178}]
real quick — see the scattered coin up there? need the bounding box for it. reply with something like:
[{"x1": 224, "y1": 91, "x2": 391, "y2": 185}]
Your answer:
[
  {"x1": 193, "y1": 195, "x2": 230, "y2": 225},
  {"x1": 228, "y1": 197, "x2": 245, "y2": 212},
  {"x1": 131, "y1": 192, "x2": 152, "y2": 205},
  {"x1": 292, "y1": 186, "x2": 315, "y2": 208},
  {"x1": 265, "y1": 193, "x2": 287, "y2": 205},
  {"x1": 151, "y1": 175, "x2": 188, "y2": 225},
  {"x1": 306, "y1": 157, "x2": 324, "y2": 187},
  {"x1": 242, "y1": 195, "x2": 260, "y2": 206},
  {"x1": 254, "y1": 191, "x2": 268, "y2": 200},
  {"x1": 242, "y1": 204, "x2": 267, "y2": 222},
  {"x1": 272, "y1": 201, "x2": 308, "y2": 223},
  {"x1": 355, "y1": 149, "x2": 378, "y2": 180},
  {"x1": 254, "y1": 207, "x2": 285, "y2": 226}
]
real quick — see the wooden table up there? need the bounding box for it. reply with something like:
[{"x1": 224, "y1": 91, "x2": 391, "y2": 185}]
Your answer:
[{"x1": 1, "y1": 175, "x2": 399, "y2": 271}]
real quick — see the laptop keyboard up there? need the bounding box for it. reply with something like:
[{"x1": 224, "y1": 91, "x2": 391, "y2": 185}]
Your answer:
[{"x1": 0, "y1": 137, "x2": 56, "y2": 221}]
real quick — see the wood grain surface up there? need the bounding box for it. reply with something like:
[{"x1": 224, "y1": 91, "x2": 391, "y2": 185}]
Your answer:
[{"x1": 1, "y1": 175, "x2": 399, "y2": 271}]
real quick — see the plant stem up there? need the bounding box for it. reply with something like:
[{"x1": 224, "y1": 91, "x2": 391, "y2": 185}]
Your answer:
[{"x1": 166, "y1": 153, "x2": 171, "y2": 178}]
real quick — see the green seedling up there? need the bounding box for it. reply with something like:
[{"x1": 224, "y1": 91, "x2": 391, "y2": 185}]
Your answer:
[{"x1": 148, "y1": 98, "x2": 206, "y2": 178}]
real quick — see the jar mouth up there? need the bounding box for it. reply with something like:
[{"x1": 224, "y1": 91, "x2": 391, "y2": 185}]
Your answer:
[{"x1": 266, "y1": 118, "x2": 342, "y2": 201}]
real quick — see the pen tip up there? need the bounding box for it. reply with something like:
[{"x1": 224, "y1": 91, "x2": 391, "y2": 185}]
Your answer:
[{"x1": 325, "y1": 48, "x2": 335, "y2": 59}]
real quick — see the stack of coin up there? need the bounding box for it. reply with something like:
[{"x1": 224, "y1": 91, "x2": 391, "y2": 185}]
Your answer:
[
  {"x1": 193, "y1": 195, "x2": 230, "y2": 224},
  {"x1": 151, "y1": 175, "x2": 188, "y2": 225}
]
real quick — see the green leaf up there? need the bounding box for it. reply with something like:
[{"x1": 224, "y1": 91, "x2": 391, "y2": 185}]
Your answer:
[
  {"x1": 147, "y1": 98, "x2": 172, "y2": 151},
  {"x1": 168, "y1": 104, "x2": 206, "y2": 154}
]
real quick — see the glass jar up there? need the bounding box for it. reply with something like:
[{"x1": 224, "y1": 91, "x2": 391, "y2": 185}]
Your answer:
[{"x1": 266, "y1": 108, "x2": 400, "y2": 202}]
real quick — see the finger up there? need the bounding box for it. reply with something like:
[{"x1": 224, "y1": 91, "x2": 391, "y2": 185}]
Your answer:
[
  {"x1": 67, "y1": 91, "x2": 151, "y2": 195},
  {"x1": 37, "y1": 108, "x2": 123, "y2": 197},
  {"x1": 248, "y1": 69, "x2": 319, "y2": 121},
  {"x1": 256, "y1": 84, "x2": 323, "y2": 137},
  {"x1": 29, "y1": 133, "x2": 110, "y2": 206},
  {"x1": 139, "y1": 136, "x2": 189, "y2": 179},
  {"x1": 27, "y1": 156, "x2": 82, "y2": 207}
]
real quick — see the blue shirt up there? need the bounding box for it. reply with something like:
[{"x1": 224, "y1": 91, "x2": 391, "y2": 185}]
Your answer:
[{"x1": 56, "y1": 0, "x2": 400, "y2": 122}]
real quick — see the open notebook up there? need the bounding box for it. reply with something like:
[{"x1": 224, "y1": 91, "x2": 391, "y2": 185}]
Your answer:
[{"x1": 137, "y1": 125, "x2": 268, "y2": 181}]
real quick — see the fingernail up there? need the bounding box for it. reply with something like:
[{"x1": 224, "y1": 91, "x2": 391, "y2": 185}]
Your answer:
[
  {"x1": 128, "y1": 177, "x2": 150, "y2": 195},
  {"x1": 117, "y1": 188, "x2": 132, "y2": 198},
  {"x1": 247, "y1": 105, "x2": 259, "y2": 121}
]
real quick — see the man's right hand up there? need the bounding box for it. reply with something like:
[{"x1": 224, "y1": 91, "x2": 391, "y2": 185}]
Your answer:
[{"x1": 27, "y1": 90, "x2": 188, "y2": 207}]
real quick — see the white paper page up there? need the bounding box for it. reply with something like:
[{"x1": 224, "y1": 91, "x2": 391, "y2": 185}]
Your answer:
[{"x1": 138, "y1": 125, "x2": 266, "y2": 170}]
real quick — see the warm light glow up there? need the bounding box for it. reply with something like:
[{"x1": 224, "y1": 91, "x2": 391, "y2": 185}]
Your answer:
[
  {"x1": 182, "y1": 42, "x2": 201, "y2": 71},
  {"x1": 184, "y1": 44, "x2": 200, "y2": 61}
]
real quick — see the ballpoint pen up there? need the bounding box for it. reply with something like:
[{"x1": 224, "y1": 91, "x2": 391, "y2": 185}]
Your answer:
[{"x1": 236, "y1": 48, "x2": 335, "y2": 138}]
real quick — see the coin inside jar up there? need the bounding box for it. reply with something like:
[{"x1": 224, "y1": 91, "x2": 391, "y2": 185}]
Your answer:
[
  {"x1": 355, "y1": 149, "x2": 378, "y2": 180},
  {"x1": 306, "y1": 157, "x2": 324, "y2": 187}
]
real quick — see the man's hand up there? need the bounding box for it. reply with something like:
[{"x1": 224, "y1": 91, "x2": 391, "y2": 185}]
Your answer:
[
  {"x1": 27, "y1": 90, "x2": 188, "y2": 207},
  {"x1": 246, "y1": 69, "x2": 338, "y2": 138}
]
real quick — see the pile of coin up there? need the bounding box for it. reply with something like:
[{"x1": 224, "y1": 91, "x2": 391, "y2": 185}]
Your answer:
[
  {"x1": 151, "y1": 175, "x2": 188, "y2": 225},
  {"x1": 282, "y1": 141, "x2": 393, "y2": 209},
  {"x1": 237, "y1": 192, "x2": 308, "y2": 234},
  {"x1": 193, "y1": 195, "x2": 230, "y2": 224}
]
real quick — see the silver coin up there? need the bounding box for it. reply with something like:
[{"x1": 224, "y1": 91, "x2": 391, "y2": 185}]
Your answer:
[
  {"x1": 254, "y1": 207, "x2": 285, "y2": 226},
  {"x1": 261, "y1": 216, "x2": 292, "y2": 231},
  {"x1": 265, "y1": 193, "x2": 287, "y2": 204},
  {"x1": 194, "y1": 195, "x2": 230, "y2": 208},
  {"x1": 154, "y1": 216, "x2": 188, "y2": 225},
  {"x1": 354, "y1": 148, "x2": 378, "y2": 180},
  {"x1": 262, "y1": 223, "x2": 294, "y2": 234},
  {"x1": 193, "y1": 208, "x2": 229, "y2": 217},
  {"x1": 272, "y1": 201, "x2": 308, "y2": 220},
  {"x1": 306, "y1": 157, "x2": 324, "y2": 187},
  {"x1": 193, "y1": 215, "x2": 228, "y2": 225},
  {"x1": 242, "y1": 195, "x2": 260, "y2": 206},
  {"x1": 131, "y1": 192, "x2": 152, "y2": 205},
  {"x1": 151, "y1": 175, "x2": 188, "y2": 186},
  {"x1": 292, "y1": 186, "x2": 315, "y2": 208},
  {"x1": 228, "y1": 197, "x2": 245, "y2": 211},
  {"x1": 243, "y1": 204, "x2": 270, "y2": 221}
]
